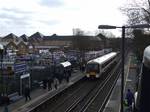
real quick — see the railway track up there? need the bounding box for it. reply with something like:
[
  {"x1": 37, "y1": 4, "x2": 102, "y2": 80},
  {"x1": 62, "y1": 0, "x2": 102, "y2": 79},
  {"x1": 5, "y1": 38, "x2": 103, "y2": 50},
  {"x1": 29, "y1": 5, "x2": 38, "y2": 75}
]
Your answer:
[
  {"x1": 28, "y1": 57, "x2": 121, "y2": 112},
  {"x1": 65, "y1": 61, "x2": 121, "y2": 112},
  {"x1": 82, "y1": 63, "x2": 121, "y2": 112},
  {"x1": 42, "y1": 62, "x2": 120, "y2": 112},
  {"x1": 43, "y1": 68, "x2": 112, "y2": 112}
]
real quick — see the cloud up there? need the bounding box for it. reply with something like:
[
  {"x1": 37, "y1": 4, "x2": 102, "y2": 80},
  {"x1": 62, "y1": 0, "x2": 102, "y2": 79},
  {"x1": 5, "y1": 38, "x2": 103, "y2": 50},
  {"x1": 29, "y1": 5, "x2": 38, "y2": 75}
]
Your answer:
[
  {"x1": 39, "y1": 0, "x2": 64, "y2": 7},
  {"x1": 0, "y1": 8, "x2": 33, "y2": 28},
  {"x1": 39, "y1": 20, "x2": 60, "y2": 26},
  {"x1": 0, "y1": 2, "x2": 61, "y2": 36},
  {"x1": 0, "y1": 0, "x2": 127, "y2": 36},
  {"x1": 1, "y1": 8, "x2": 33, "y2": 14}
]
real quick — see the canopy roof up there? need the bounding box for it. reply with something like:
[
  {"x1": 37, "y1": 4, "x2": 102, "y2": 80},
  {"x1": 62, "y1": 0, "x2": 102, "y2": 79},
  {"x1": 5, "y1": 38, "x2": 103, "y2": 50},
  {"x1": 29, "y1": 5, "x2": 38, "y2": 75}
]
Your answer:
[{"x1": 60, "y1": 61, "x2": 71, "y2": 67}]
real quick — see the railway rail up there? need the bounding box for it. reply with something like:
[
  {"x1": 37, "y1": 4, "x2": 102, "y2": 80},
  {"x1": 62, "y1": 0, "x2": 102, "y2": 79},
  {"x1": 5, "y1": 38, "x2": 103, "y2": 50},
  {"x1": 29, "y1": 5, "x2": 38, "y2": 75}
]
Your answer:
[
  {"x1": 65, "y1": 60, "x2": 121, "y2": 112},
  {"x1": 42, "y1": 61, "x2": 120, "y2": 112},
  {"x1": 17, "y1": 56, "x2": 121, "y2": 112}
]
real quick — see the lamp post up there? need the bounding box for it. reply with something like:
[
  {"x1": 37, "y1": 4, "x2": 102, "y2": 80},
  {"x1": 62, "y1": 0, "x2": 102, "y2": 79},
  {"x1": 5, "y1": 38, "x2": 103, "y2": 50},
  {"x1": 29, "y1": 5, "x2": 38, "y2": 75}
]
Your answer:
[
  {"x1": 0, "y1": 44, "x2": 4, "y2": 96},
  {"x1": 98, "y1": 24, "x2": 150, "y2": 112}
]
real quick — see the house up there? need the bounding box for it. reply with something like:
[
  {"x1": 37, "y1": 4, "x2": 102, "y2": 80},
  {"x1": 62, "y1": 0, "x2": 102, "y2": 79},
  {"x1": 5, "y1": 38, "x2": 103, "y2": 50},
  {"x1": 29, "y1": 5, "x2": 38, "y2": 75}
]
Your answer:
[
  {"x1": 6, "y1": 41, "x2": 18, "y2": 51},
  {"x1": 20, "y1": 34, "x2": 28, "y2": 42},
  {"x1": 1, "y1": 33, "x2": 18, "y2": 42},
  {"x1": 28, "y1": 32, "x2": 44, "y2": 42},
  {"x1": 16, "y1": 41, "x2": 29, "y2": 55},
  {"x1": 0, "y1": 32, "x2": 105, "y2": 55}
]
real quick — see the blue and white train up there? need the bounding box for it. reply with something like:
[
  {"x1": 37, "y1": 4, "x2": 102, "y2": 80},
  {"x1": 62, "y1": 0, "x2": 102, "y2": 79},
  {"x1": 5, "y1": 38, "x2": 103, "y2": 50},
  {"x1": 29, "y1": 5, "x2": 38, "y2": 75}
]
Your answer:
[{"x1": 85, "y1": 52, "x2": 117, "y2": 78}]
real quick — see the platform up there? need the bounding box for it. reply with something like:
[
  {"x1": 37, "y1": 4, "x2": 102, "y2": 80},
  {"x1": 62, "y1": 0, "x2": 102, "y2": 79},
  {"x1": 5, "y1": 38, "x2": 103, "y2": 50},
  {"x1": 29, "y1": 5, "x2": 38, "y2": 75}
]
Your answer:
[
  {"x1": 103, "y1": 52, "x2": 137, "y2": 112},
  {"x1": 0, "y1": 71, "x2": 85, "y2": 112}
]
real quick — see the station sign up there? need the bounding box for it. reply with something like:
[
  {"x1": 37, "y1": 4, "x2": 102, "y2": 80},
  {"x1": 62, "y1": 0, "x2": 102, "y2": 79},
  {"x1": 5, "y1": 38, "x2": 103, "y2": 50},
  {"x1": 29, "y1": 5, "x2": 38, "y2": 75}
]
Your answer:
[
  {"x1": 14, "y1": 62, "x2": 27, "y2": 74},
  {"x1": 20, "y1": 73, "x2": 30, "y2": 79}
]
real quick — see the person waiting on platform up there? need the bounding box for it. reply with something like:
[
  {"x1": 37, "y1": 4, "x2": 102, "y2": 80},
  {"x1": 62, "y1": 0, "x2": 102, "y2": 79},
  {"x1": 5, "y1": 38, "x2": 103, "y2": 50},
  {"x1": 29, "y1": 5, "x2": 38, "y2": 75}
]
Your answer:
[
  {"x1": 24, "y1": 85, "x2": 31, "y2": 102},
  {"x1": 125, "y1": 89, "x2": 134, "y2": 111},
  {"x1": 42, "y1": 79, "x2": 47, "y2": 90},
  {"x1": 64, "y1": 70, "x2": 70, "y2": 83},
  {"x1": 48, "y1": 77, "x2": 53, "y2": 91},
  {"x1": 54, "y1": 77, "x2": 59, "y2": 89}
]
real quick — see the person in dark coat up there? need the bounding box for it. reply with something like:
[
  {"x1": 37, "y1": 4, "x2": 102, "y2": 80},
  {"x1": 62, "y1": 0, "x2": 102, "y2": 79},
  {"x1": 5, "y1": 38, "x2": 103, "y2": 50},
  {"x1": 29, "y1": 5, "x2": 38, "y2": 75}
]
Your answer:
[
  {"x1": 48, "y1": 78, "x2": 53, "y2": 91},
  {"x1": 68, "y1": 69, "x2": 71, "y2": 77},
  {"x1": 24, "y1": 85, "x2": 31, "y2": 102},
  {"x1": 57, "y1": 74, "x2": 63, "y2": 84},
  {"x1": 64, "y1": 70, "x2": 69, "y2": 83},
  {"x1": 42, "y1": 79, "x2": 47, "y2": 90},
  {"x1": 125, "y1": 89, "x2": 134, "y2": 110},
  {"x1": 0, "y1": 94, "x2": 2, "y2": 105},
  {"x1": 53, "y1": 77, "x2": 59, "y2": 89},
  {"x1": 3, "y1": 96, "x2": 10, "y2": 105}
]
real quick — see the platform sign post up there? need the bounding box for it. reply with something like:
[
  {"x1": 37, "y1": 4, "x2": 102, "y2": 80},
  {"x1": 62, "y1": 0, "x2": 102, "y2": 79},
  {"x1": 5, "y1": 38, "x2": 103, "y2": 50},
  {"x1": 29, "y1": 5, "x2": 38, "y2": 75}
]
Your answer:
[{"x1": 20, "y1": 73, "x2": 30, "y2": 95}]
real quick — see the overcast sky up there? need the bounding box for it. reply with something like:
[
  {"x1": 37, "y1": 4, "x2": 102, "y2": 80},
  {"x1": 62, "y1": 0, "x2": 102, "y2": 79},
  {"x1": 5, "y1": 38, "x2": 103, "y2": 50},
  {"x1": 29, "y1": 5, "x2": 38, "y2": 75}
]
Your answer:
[{"x1": 0, "y1": 0, "x2": 127, "y2": 37}]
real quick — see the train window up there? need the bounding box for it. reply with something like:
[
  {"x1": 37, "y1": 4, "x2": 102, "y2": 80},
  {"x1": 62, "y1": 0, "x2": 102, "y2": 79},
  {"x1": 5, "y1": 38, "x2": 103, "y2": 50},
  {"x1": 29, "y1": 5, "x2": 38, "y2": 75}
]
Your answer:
[{"x1": 102, "y1": 57, "x2": 115, "y2": 68}]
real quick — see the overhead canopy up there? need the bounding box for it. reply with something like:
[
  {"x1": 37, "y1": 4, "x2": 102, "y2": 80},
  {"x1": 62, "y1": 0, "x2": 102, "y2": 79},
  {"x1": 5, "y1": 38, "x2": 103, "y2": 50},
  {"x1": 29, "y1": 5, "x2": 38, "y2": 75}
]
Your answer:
[{"x1": 60, "y1": 61, "x2": 71, "y2": 67}]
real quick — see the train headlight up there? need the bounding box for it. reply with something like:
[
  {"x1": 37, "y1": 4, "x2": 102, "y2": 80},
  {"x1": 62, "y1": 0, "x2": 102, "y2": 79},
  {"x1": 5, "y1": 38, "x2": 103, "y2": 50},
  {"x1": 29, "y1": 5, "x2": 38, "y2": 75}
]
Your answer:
[
  {"x1": 86, "y1": 74, "x2": 90, "y2": 77},
  {"x1": 96, "y1": 75, "x2": 99, "y2": 78}
]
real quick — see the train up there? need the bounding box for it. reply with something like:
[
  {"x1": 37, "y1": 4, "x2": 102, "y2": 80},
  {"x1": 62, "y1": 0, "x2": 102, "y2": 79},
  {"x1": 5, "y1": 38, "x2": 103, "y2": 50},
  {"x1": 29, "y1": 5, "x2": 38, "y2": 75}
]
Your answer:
[
  {"x1": 134, "y1": 45, "x2": 150, "y2": 112},
  {"x1": 84, "y1": 48, "x2": 112, "y2": 61},
  {"x1": 85, "y1": 52, "x2": 117, "y2": 78}
]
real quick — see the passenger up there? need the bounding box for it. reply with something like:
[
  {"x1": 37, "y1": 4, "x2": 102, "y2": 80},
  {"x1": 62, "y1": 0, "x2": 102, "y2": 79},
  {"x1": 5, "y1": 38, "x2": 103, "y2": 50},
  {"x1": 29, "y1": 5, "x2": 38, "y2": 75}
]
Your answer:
[
  {"x1": 81, "y1": 64, "x2": 85, "y2": 72},
  {"x1": 48, "y1": 77, "x2": 53, "y2": 91},
  {"x1": 125, "y1": 89, "x2": 134, "y2": 111},
  {"x1": 3, "y1": 95, "x2": 10, "y2": 105},
  {"x1": 64, "y1": 70, "x2": 69, "y2": 83},
  {"x1": 0, "y1": 93, "x2": 2, "y2": 105},
  {"x1": 42, "y1": 79, "x2": 47, "y2": 90},
  {"x1": 80, "y1": 63, "x2": 82, "y2": 71},
  {"x1": 57, "y1": 74, "x2": 63, "y2": 84},
  {"x1": 24, "y1": 85, "x2": 31, "y2": 102},
  {"x1": 53, "y1": 77, "x2": 59, "y2": 89},
  {"x1": 68, "y1": 69, "x2": 72, "y2": 77},
  {"x1": 54, "y1": 66, "x2": 62, "y2": 84}
]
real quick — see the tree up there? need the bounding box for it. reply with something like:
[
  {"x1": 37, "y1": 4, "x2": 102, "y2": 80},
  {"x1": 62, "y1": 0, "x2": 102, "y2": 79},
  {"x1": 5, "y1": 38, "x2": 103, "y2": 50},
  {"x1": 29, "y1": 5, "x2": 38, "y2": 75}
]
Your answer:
[
  {"x1": 121, "y1": 0, "x2": 150, "y2": 38},
  {"x1": 121, "y1": 0, "x2": 150, "y2": 60},
  {"x1": 133, "y1": 29, "x2": 150, "y2": 60},
  {"x1": 121, "y1": 0, "x2": 150, "y2": 25},
  {"x1": 72, "y1": 35, "x2": 89, "y2": 65}
]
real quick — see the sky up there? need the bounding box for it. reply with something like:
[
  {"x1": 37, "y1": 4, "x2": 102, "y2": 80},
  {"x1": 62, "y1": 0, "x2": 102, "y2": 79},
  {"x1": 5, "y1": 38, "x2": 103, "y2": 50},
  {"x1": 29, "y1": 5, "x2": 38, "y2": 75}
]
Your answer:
[{"x1": 0, "y1": 0, "x2": 127, "y2": 37}]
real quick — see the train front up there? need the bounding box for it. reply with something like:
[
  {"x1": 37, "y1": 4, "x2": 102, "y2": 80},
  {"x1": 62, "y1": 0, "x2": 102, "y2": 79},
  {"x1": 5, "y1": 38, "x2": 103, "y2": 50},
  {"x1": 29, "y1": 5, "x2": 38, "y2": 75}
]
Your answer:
[{"x1": 86, "y1": 62, "x2": 100, "y2": 78}]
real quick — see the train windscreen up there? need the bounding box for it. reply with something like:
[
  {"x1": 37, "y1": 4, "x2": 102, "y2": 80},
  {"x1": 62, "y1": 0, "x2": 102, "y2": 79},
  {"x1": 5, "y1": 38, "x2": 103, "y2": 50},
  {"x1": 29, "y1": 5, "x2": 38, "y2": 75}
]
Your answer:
[{"x1": 86, "y1": 64, "x2": 99, "y2": 72}]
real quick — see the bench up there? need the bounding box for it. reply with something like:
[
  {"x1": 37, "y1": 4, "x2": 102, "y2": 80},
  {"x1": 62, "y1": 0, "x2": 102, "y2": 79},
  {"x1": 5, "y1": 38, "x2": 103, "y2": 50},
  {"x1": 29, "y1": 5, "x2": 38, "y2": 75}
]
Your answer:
[{"x1": 8, "y1": 92, "x2": 23, "y2": 102}]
